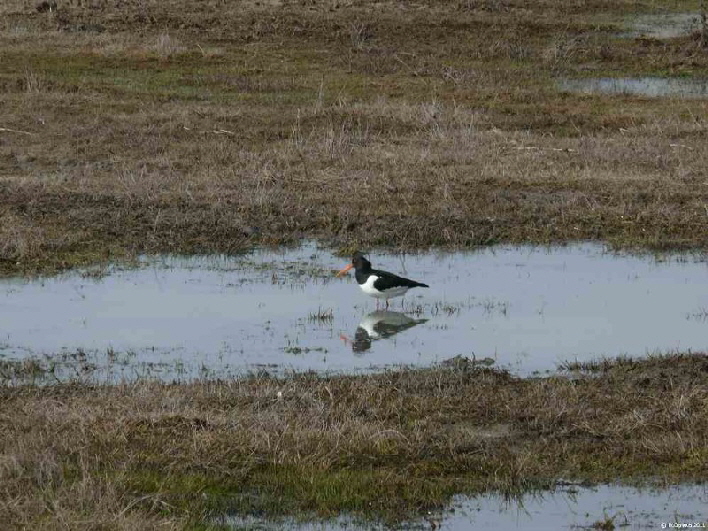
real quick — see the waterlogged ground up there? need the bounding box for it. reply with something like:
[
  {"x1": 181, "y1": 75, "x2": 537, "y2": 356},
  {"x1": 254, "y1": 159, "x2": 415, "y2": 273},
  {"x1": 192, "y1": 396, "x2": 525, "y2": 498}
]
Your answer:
[
  {"x1": 2, "y1": 241, "x2": 708, "y2": 382},
  {"x1": 222, "y1": 483, "x2": 708, "y2": 530},
  {"x1": 619, "y1": 12, "x2": 701, "y2": 39},
  {"x1": 2, "y1": 4, "x2": 708, "y2": 529},
  {"x1": 558, "y1": 76, "x2": 708, "y2": 98},
  {"x1": 557, "y1": 12, "x2": 708, "y2": 100}
]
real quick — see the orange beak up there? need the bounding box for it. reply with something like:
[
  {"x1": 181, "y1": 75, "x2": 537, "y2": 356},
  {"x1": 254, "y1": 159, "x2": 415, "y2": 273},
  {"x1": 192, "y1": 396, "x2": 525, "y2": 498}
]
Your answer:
[{"x1": 336, "y1": 263, "x2": 353, "y2": 277}]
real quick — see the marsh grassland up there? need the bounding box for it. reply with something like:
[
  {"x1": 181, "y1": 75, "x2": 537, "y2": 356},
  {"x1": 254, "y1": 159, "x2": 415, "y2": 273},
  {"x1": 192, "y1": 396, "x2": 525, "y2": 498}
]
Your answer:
[
  {"x1": 2, "y1": 354, "x2": 708, "y2": 529},
  {"x1": 2, "y1": 0, "x2": 708, "y2": 528},
  {"x1": 1, "y1": 0, "x2": 708, "y2": 275}
]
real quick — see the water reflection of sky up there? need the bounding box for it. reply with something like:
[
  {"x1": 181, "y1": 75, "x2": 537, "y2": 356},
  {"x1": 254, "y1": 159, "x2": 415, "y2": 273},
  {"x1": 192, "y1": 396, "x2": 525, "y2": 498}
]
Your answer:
[{"x1": 2, "y1": 242, "x2": 708, "y2": 381}]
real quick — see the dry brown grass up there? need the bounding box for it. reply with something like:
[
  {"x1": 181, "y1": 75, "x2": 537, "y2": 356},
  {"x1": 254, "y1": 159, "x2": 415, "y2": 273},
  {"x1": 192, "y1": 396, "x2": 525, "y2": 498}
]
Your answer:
[
  {"x1": 1, "y1": 0, "x2": 708, "y2": 276},
  {"x1": 1, "y1": 353, "x2": 707, "y2": 528}
]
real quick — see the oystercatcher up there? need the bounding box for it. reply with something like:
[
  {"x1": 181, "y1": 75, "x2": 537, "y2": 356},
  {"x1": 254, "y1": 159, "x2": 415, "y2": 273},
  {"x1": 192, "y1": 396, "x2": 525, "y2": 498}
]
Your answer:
[{"x1": 336, "y1": 251, "x2": 429, "y2": 308}]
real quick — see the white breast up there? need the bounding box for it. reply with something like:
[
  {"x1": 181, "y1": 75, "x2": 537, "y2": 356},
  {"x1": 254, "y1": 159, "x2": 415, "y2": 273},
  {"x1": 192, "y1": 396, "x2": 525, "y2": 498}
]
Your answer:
[{"x1": 359, "y1": 275, "x2": 409, "y2": 299}]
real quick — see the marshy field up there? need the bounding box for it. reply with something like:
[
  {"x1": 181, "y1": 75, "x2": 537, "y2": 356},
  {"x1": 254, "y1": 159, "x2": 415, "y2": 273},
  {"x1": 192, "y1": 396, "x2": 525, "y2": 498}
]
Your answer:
[{"x1": 2, "y1": 0, "x2": 708, "y2": 529}]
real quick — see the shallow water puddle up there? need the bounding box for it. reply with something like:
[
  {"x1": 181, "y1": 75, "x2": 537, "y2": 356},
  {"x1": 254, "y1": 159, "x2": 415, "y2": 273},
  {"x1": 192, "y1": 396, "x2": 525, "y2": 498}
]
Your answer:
[
  {"x1": 2, "y1": 242, "x2": 708, "y2": 381},
  {"x1": 620, "y1": 13, "x2": 700, "y2": 39},
  {"x1": 219, "y1": 483, "x2": 708, "y2": 530},
  {"x1": 558, "y1": 76, "x2": 708, "y2": 98}
]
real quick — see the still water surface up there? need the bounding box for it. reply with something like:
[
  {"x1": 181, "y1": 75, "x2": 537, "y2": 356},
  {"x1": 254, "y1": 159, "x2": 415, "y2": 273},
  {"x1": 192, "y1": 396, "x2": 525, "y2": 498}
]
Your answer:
[{"x1": 2, "y1": 242, "x2": 708, "y2": 381}]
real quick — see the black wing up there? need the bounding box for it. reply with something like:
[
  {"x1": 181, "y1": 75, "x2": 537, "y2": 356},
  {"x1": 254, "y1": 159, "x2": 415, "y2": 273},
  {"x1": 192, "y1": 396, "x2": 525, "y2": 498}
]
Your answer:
[{"x1": 371, "y1": 269, "x2": 429, "y2": 291}]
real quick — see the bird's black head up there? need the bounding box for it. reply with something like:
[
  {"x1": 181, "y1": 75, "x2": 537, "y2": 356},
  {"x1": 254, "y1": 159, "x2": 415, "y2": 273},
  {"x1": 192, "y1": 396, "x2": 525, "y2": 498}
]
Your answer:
[
  {"x1": 336, "y1": 250, "x2": 372, "y2": 278},
  {"x1": 351, "y1": 251, "x2": 372, "y2": 272}
]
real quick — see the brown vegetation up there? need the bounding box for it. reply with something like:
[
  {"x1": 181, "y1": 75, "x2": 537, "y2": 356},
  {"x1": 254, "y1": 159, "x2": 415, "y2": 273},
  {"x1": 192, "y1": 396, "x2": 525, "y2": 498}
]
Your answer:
[
  {"x1": 1, "y1": 0, "x2": 707, "y2": 275},
  {"x1": 1, "y1": 353, "x2": 707, "y2": 528}
]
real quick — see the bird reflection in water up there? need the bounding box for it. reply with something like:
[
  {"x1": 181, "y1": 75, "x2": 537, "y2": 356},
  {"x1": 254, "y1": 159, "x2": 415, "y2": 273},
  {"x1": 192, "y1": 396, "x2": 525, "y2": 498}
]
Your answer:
[{"x1": 340, "y1": 310, "x2": 428, "y2": 354}]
